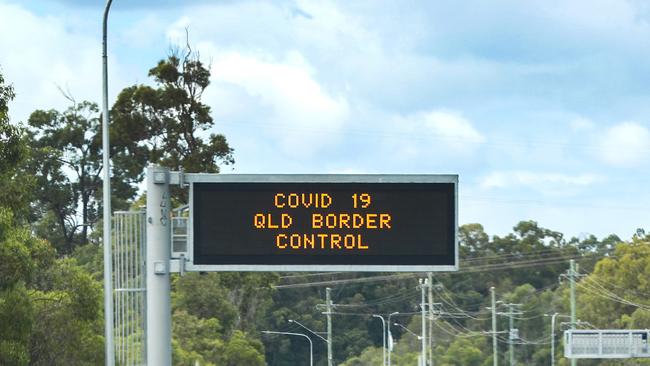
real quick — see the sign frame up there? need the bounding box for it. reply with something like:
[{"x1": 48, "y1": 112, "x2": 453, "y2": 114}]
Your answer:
[{"x1": 184, "y1": 174, "x2": 458, "y2": 272}]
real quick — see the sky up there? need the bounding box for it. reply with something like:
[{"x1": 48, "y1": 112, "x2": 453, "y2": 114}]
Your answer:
[{"x1": 1, "y1": 0, "x2": 649, "y2": 240}]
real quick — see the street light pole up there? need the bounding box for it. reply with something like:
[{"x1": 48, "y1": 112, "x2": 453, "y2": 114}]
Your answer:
[
  {"x1": 263, "y1": 331, "x2": 313, "y2": 366},
  {"x1": 387, "y1": 312, "x2": 399, "y2": 366},
  {"x1": 551, "y1": 313, "x2": 558, "y2": 366},
  {"x1": 372, "y1": 315, "x2": 387, "y2": 366},
  {"x1": 101, "y1": 1, "x2": 114, "y2": 365},
  {"x1": 545, "y1": 313, "x2": 570, "y2": 366}
]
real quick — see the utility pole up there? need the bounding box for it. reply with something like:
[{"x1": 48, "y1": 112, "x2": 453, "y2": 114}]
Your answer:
[
  {"x1": 326, "y1": 287, "x2": 333, "y2": 366},
  {"x1": 420, "y1": 279, "x2": 427, "y2": 366},
  {"x1": 490, "y1": 287, "x2": 498, "y2": 366},
  {"x1": 508, "y1": 305, "x2": 515, "y2": 366},
  {"x1": 428, "y1": 272, "x2": 434, "y2": 366},
  {"x1": 569, "y1": 260, "x2": 577, "y2": 366},
  {"x1": 499, "y1": 303, "x2": 522, "y2": 366}
]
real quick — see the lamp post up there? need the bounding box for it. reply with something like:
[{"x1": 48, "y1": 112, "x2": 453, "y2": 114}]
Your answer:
[
  {"x1": 545, "y1": 313, "x2": 571, "y2": 366},
  {"x1": 372, "y1": 315, "x2": 387, "y2": 366},
  {"x1": 102, "y1": 1, "x2": 114, "y2": 365},
  {"x1": 387, "y1": 312, "x2": 399, "y2": 366},
  {"x1": 263, "y1": 331, "x2": 313, "y2": 366}
]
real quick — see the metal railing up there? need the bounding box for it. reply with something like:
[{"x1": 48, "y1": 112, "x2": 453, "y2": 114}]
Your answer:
[{"x1": 113, "y1": 211, "x2": 147, "y2": 365}]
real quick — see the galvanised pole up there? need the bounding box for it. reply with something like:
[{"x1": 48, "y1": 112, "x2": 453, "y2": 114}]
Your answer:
[
  {"x1": 491, "y1": 287, "x2": 497, "y2": 366},
  {"x1": 102, "y1": 1, "x2": 114, "y2": 364},
  {"x1": 372, "y1": 315, "x2": 387, "y2": 366},
  {"x1": 387, "y1": 312, "x2": 399, "y2": 366},
  {"x1": 420, "y1": 279, "x2": 427, "y2": 366},
  {"x1": 551, "y1": 313, "x2": 558, "y2": 366},
  {"x1": 428, "y1": 272, "x2": 434, "y2": 366},
  {"x1": 146, "y1": 166, "x2": 172, "y2": 366},
  {"x1": 570, "y1": 260, "x2": 577, "y2": 366},
  {"x1": 326, "y1": 287, "x2": 333, "y2": 366}
]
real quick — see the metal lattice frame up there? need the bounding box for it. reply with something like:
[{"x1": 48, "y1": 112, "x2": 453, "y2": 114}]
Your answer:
[{"x1": 113, "y1": 211, "x2": 147, "y2": 365}]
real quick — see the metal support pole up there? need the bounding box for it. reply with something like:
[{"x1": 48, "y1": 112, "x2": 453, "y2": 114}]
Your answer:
[
  {"x1": 428, "y1": 273, "x2": 434, "y2": 366},
  {"x1": 570, "y1": 260, "x2": 577, "y2": 366},
  {"x1": 509, "y1": 304, "x2": 514, "y2": 366},
  {"x1": 387, "y1": 312, "x2": 398, "y2": 366},
  {"x1": 491, "y1": 287, "x2": 498, "y2": 366},
  {"x1": 326, "y1": 287, "x2": 333, "y2": 366},
  {"x1": 420, "y1": 279, "x2": 427, "y2": 366},
  {"x1": 372, "y1": 315, "x2": 386, "y2": 366},
  {"x1": 551, "y1": 313, "x2": 558, "y2": 366},
  {"x1": 102, "y1": 1, "x2": 114, "y2": 364},
  {"x1": 146, "y1": 166, "x2": 172, "y2": 366}
]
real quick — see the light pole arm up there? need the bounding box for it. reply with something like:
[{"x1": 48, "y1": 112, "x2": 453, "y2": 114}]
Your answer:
[
  {"x1": 289, "y1": 319, "x2": 329, "y2": 343},
  {"x1": 263, "y1": 331, "x2": 313, "y2": 366}
]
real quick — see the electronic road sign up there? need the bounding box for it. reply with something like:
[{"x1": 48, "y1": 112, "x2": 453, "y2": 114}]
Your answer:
[{"x1": 188, "y1": 175, "x2": 457, "y2": 272}]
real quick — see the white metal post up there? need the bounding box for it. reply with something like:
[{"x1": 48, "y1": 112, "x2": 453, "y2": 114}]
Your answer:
[
  {"x1": 387, "y1": 312, "x2": 398, "y2": 366},
  {"x1": 146, "y1": 165, "x2": 172, "y2": 366},
  {"x1": 326, "y1": 287, "x2": 333, "y2": 366},
  {"x1": 491, "y1": 287, "x2": 498, "y2": 366},
  {"x1": 420, "y1": 279, "x2": 427, "y2": 366},
  {"x1": 428, "y1": 272, "x2": 434, "y2": 366},
  {"x1": 570, "y1": 260, "x2": 577, "y2": 366},
  {"x1": 551, "y1": 313, "x2": 558, "y2": 366},
  {"x1": 102, "y1": 1, "x2": 114, "y2": 364},
  {"x1": 372, "y1": 315, "x2": 387, "y2": 366}
]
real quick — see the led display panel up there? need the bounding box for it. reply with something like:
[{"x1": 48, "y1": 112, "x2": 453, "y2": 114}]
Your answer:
[{"x1": 189, "y1": 175, "x2": 457, "y2": 271}]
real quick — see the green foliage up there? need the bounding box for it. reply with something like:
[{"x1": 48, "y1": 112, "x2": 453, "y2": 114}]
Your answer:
[
  {"x1": 27, "y1": 100, "x2": 104, "y2": 253},
  {"x1": 111, "y1": 46, "x2": 234, "y2": 203},
  {"x1": 339, "y1": 346, "x2": 383, "y2": 366},
  {"x1": 439, "y1": 338, "x2": 486, "y2": 366},
  {"x1": 172, "y1": 309, "x2": 223, "y2": 366},
  {"x1": 0, "y1": 284, "x2": 32, "y2": 366}
]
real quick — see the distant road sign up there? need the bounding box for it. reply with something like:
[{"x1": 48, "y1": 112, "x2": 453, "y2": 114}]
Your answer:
[
  {"x1": 187, "y1": 174, "x2": 458, "y2": 272},
  {"x1": 565, "y1": 330, "x2": 650, "y2": 359}
]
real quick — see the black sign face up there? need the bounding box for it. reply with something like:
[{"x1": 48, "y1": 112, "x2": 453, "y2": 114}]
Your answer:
[{"x1": 191, "y1": 177, "x2": 457, "y2": 270}]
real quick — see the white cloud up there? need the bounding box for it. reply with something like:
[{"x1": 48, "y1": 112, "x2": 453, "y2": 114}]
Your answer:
[
  {"x1": 205, "y1": 48, "x2": 349, "y2": 155},
  {"x1": 0, "y1": 3, "x2": 127, "y2": 123},
  {"x1": 422, "y1": 111, "x2": 485, "y2": 145},
  {"x1": 597, "y1": 122, "x2": 650, "y2": 166},
  {"x1": 570, "y1": 117, "x2": 595, "y2": 131},
  {"x1": 480, "y1": 171, "x2": 602, "y2": 190},
  {"x1": 390, "y1": 110, "x2": 485, "y2": 159}
]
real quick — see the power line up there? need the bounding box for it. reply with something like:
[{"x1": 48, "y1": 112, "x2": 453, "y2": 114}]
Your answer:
[{"x1": 273, "y1": 254, "x2": 610, "y2": 289}]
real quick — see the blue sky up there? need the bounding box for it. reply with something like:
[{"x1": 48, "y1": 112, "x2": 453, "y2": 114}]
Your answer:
[{"x1": 1, "y1": 0, "x2": 649, "y2": 240}]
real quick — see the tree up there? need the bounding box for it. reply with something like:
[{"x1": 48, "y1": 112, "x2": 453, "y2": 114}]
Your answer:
[
  {"x1": 111, "y1": 43, "x2": 234, "y2": 202},
  {"x1": 27, "y1": 98, "x2": 103, "y2": 253},
  {"x1": 0, "y1": 67, "x2": 104, "y2": 365},
  {"x1": 0, "y1": 70, "x2": 34, "y2": 222}
]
